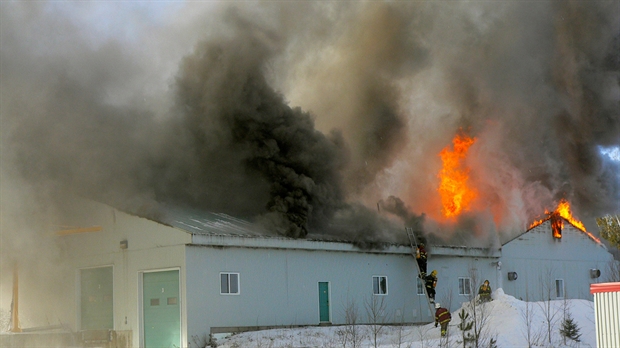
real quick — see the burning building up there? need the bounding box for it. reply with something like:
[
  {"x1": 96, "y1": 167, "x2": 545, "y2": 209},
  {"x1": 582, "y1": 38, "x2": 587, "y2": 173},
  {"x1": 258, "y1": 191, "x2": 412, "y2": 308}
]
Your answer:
[
  {"x1": 1, "y1": 0, "x2": 619, "y2": 347},
  {"x1": 1, "y1": 196, "x2": 614, "y2": 347}
]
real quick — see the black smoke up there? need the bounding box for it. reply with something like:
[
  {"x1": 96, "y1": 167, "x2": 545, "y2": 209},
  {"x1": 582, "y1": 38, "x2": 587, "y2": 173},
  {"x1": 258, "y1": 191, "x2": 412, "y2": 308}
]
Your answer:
[{"x1": 1, "y1": 1, "x2": 619, "y2": 244}]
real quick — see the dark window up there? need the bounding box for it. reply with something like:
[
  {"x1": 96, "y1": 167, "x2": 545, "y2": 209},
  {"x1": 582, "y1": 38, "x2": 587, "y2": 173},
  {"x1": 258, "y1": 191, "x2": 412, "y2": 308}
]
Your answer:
[
  {"x1": 372, "y1": 276, "x2": 388, "y2": 295},
  {"x1": 459, "y1": 278, "x2": 471, "y2": 296},
  {"x1": 220, "y1": 273, "x2": 240, "y2": 295}
]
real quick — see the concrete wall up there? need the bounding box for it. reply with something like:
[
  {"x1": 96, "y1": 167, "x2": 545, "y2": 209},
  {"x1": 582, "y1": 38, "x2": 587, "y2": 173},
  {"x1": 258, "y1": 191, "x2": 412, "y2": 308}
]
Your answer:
[
  {"x1": 184, "y1": 244, "x2": 426, "y2": 340},
  {"x1": 501, "y1": 220, "x2": 613, "y2": 302}
]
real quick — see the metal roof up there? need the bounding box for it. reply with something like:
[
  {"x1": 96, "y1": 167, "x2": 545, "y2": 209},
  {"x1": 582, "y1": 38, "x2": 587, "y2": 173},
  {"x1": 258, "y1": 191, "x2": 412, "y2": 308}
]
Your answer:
[{"x1": 160, "y1": 206, "x2": 270, "y2": 237}]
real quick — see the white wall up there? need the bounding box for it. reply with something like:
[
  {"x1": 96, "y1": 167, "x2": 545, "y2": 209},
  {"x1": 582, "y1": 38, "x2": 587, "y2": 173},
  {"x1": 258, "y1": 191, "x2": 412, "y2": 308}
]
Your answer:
[
  {"x1": 48, "y1": 200, "x2": 191, "y2": 348},
  {"x1": 501, "y1": 221, "x2": 613, "y2": 302},
  {"x1": 426, "y1": 253, "x2": 500, "y2": 313},
  {"x1": 184, "y1": 244, "x2": 426, "y2": 339}
]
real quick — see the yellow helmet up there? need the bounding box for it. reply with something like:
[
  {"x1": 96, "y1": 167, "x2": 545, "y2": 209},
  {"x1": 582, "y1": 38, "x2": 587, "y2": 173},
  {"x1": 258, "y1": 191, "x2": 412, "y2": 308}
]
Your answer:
[{"x1": 431, "y1": 270, "x2": 437, "y2": 276}]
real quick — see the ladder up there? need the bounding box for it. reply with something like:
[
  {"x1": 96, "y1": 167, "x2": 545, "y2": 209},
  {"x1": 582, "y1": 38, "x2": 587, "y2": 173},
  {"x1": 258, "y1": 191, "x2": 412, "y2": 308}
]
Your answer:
[{"x1": 405, "y1": 227, "x2": 436, "y2": 316}]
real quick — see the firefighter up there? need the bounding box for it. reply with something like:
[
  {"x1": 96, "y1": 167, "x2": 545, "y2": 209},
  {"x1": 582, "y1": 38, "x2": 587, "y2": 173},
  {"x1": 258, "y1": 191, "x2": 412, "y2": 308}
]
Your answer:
[
  {"x1": 416, "y1": 243, "x2": 428, "y2": 277},
  {"x1": 425, "y1": 270, "x2": 438, "y2": 303},
  {"x1": 434, "y1": 303, "x2": 451, "y2": 337},
  {"x1": 478, "y1": 279, "x2": 492, "y2": 303}
]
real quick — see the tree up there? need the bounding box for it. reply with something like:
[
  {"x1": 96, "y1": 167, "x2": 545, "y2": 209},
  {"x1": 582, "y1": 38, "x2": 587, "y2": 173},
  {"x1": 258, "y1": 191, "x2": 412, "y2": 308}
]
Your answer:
[
  {"x1": 364, "y1": 295, "x2": 389, "y2": 348},
  {"x1": 596, "y1": 214, "x2": 620, "y2": 249},
  {"x1": 457, "y1": 309, "x2": 475, "y2": 348},
  {"x1": 537, "y1": 268, "x2": 561, "y2": 345},
  {"x1": 559, "y1": 312, "x2": 582, "y2": 344}
]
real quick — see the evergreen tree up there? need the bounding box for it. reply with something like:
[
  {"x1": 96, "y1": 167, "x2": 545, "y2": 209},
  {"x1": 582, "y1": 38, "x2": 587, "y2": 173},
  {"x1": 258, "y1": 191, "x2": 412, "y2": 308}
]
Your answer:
[
  {"x1": 559, "y1": 312, "x2": 582, "y2": 343},
  {"x1": 458, "y1": 309, "x2": 475, "y2": 348}
]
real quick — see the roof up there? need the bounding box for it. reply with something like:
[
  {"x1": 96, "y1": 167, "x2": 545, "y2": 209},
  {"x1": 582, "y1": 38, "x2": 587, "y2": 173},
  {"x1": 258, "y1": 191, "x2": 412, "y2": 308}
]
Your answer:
[
  {"x1": 140, "y1": 204, "x2": 501, "y2": 254},
  {"x1": 501, "y1": 216, "x2": 604, "y2": 246},
  {"x1": 161, "y1": 206, "x2": 269, "y2": 237},
  {"x1": 590, "y1": 282, "x2": 620, "y2": 294}
]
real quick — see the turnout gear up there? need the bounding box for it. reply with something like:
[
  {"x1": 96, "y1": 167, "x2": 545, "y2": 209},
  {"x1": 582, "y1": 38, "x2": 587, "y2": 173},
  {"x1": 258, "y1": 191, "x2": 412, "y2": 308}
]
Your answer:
[
  {"x1": 425, "y1": 271, "x2": 438, "y2": 302},
  {"x1": 416, "y1": 243, "x2": 428, "y2": 276},
  {"x1": 478, "y1": 280, "x2": 492, "y2": 303},
  {"x1": 435, "y1": 305, "x2": 451, "y2": 337}
]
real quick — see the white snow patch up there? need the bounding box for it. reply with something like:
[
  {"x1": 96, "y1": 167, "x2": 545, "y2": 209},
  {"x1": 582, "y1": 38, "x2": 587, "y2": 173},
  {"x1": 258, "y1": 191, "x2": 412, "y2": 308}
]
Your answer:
[{"x1": 215, "y1": 288, "x2": 595, "y2": 348}]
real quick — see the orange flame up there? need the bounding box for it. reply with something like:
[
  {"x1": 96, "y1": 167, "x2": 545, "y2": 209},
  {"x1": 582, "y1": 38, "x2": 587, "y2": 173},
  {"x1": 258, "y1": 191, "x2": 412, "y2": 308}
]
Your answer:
[
  {"x1": 528, "y1": 199, "x2": 601, "y2": 243},
  {"x1": 438, "y1": 132, "x2": 477, "y2": 219},
  {"x1": 555, "y1": 200, "x2": 586, "y2": 232},
  {"x1": 551, "y1": 213, "x2": 563, "y2": 239}
]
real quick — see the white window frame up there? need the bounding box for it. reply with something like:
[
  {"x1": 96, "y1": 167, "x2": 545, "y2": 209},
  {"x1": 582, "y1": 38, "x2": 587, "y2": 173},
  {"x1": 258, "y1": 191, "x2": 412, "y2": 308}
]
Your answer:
[
  {"x1": 458, "y1": 277, "x2": 472, "y2": 296},
  {"x1": 555, "y1": 279, "x2": 564, "y2": 299},
  {"x1": 372, "y1": 276, "x2": 388, "y2": 295},
  {"x1": 417, "y1": 278, "x2": 425, "y2": 295},
  {"x1": 220, "y1": 272, "x2": 240, "y2": 295}
]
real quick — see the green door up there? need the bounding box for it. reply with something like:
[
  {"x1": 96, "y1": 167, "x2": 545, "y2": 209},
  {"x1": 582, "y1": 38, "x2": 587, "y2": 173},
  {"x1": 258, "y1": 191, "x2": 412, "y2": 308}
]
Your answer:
[
  {"x1": 318, "y1": 282, "x2": 330, "y2": 322},
  {"x1": 80, "y1": 267, "x2": 113, "y2": 330},
  {"x1": 143, "y1": 270, "x2": 180, "y2": 348}
]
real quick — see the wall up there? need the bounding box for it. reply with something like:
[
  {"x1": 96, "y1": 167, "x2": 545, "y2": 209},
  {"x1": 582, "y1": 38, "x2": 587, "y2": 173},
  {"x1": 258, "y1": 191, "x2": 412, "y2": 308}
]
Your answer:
[
  {"x1": 501, "y1": 220, "x2": 613, "y2": 302},
  {"x1": 426, "y1": 252, "x2": 500, "y2": 313},
  {"x1": 184, "y1": 244, "x2": 425, "y2": 340},
  {"x1": 45, "y1": 200, "x2": 191, "y2": 348}
]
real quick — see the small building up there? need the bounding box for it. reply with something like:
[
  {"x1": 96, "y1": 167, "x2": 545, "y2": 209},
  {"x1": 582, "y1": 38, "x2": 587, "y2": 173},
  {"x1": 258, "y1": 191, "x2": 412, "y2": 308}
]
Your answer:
[
  {"x1": 590, "y1": 282, "x2": 620, "y2": 348},
  {"x1": 500, "y1": 216, "x2": 613, "y2": 302}
]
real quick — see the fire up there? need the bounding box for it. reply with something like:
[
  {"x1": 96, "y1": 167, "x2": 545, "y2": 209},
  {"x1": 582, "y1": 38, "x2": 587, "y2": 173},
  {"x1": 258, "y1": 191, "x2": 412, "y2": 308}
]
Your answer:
[
  {"x1": 438, "y1": 132, "x2": 477, "y2": 218},
  {"x1": 555, "y1": 200, "x2": 586, "y2": 232},
  {"x1": 528, "y1": 199, "x2": 601, "y2": 243},
  {"x1": 550, "y1": 213, "x2": 563, "y2": 239}
]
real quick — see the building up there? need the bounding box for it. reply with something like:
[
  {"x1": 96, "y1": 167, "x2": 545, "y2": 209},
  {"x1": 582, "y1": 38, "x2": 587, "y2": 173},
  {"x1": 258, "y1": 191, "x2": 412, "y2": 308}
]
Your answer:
[
  {"x1": 2, "y1": 199, "x2": 615, "y2": 347},
  {"x1": 590, "y1": 282, "x2": 620, "y2": 348},
  {"x1": 500, "y1": 216, "x2": 614, "y2": 301}
]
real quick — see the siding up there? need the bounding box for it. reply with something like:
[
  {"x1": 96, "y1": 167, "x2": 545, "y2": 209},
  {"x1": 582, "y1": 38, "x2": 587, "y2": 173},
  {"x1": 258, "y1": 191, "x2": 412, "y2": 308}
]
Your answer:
[
  {"x1": 591, "y1": 282, "x2": 620, "y2": 348},
  {"x1": 501, "y1": 221, "x2": 613, "y2": 301},
  {"x1": 185, "y1": 244, "x2": 426, "y2": 338}
]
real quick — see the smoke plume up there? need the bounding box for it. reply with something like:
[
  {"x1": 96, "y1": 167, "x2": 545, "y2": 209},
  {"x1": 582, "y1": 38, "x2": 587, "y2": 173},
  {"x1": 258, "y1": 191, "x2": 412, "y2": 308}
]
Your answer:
[{"x1": 1, "y1": 1, "x2": 619, "y2": 248}]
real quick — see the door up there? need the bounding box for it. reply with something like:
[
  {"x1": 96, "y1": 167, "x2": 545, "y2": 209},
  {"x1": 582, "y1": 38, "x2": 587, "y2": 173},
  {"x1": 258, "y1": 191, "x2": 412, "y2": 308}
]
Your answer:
[
  {"x1": 318, "y1": 282, "x2": 330, "y2": 323},
  {"x1": 143, "y1": 270, "x2": 180, "y2": 348},
  {"x1": 80, "y1": 266, "x2": 113, "y2": 330}
]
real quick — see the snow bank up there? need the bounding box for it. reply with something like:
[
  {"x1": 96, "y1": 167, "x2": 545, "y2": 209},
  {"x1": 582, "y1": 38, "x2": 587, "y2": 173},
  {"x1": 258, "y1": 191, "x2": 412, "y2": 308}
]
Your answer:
[{"x1": 216, "y1": 289, "x2": 595, "y2": 347}]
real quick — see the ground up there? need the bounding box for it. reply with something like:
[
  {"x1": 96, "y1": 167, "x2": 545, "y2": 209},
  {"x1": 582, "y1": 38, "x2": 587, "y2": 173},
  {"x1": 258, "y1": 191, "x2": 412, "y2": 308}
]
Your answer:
[{"x1": 214, "y1": 289, "x2": 596, "y2": 348}]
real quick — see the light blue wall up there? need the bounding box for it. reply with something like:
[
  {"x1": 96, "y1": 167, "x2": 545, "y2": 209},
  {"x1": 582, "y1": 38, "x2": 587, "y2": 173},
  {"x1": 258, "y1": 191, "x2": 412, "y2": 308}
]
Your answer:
[
  {"x1": 426, "y1": 253, "x2": 500, "y2": 313},
  {"x1": 184, "y1": 245, "x2": 429, "y2": 338},
  {"x1": 500, "y1": 221, "x2": 613, "y2": 302}
]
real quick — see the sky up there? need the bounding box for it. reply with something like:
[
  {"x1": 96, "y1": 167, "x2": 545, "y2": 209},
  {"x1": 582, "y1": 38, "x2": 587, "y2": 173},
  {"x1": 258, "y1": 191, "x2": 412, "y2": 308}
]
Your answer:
[
  {"x1": 1, "y1": 1, "x2": 619, "y2": 251},
  {"x1": 215, "y1": 288, "x2": 599, "y2": 348}
]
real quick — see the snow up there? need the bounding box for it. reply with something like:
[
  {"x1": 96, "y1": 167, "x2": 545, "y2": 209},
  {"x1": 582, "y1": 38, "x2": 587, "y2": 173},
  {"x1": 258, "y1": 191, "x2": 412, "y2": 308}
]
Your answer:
[{"x1": 214, "y1": 289, "x2": 596, "y2": 347}]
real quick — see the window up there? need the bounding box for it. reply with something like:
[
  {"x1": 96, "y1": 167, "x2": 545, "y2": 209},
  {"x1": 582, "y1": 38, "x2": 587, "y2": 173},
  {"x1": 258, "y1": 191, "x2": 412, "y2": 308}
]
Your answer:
[
  {"x1": 417, "y1": 278, "x2": 425, "y2": 295},
  {"x1": 555, "y1": 279, "x2": 564, "y2": 298},
  {"x1": 220, "y1": 273, "x2": 240, "y2": 295},
  {"x1": 459, "y1": 277, "x2": 471, "y2": 296},
  {"x1": 373, "y1": 276, "x2": 388, "y2": 295}
]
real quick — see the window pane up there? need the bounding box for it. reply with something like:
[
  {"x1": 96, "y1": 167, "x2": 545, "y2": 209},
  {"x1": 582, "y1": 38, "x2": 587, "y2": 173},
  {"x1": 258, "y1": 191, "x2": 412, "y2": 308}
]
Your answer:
[
  {"x1": 459, "y1": 279, "x2": 464, "y2": 295},
  {"x1": 465, "y1": 279, "x2": 471, "y2": 295},
  {"x1": 417, "y1": 278, "x2": 424, "y2": 295},
  {"x1": 230, "y1": 274, "x2": 239, "y2": 294},
  {"x1": 556, "y1": 280, "x2": 564, "y2": 298},
  {"x1": 221, "y1": 274, "x2": 229, "y2": 294},
  {"x1": 380, "y1": 277, "x2": 387, "y2": 294}
]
